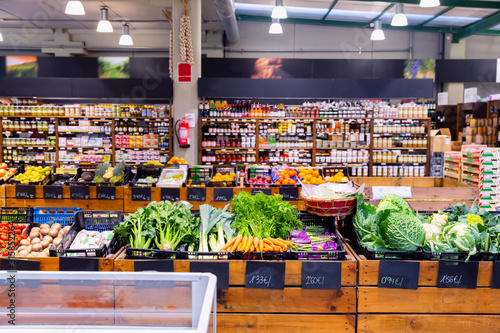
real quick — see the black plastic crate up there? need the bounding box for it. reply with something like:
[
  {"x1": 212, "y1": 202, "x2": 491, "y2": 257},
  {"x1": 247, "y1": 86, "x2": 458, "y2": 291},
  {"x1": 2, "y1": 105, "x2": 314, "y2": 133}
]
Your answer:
[
  {"x1": 209, "y1": 165, "x2": 237, "y2": 187},
  {"x1": 0, "y1": 167, "x2": 18, "y2": 185},
  {"x1": 187, "y1": 166, "x2": 212, "y2": 187},
  {"x1": 129, "y1": 165, "x2": 163, "y2": 187},
  {"x1": 124, "y1": 245, "x2": 180, "y2": 259},
  {"x1": 49, "y1": 210, "x2": 123, "y2": 257},
  {"x1": 422, "y1": 249, "x2": 480, "y2": 261},
  {"x1": 246, "y1": 166, "x2": 273, "y2": 187},
  {"x1": 322, "y1": 166, "x2": 350, "y2": 179},
  {"x1": 0, "y1": 207, "x2": 34, "y2": 223}
]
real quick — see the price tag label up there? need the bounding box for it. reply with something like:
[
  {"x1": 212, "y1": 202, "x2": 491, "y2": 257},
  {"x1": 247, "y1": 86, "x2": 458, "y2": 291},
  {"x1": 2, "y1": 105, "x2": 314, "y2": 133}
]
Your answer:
[
  {"x1": 43, "y1": 186, "x2": 63, "y2": 200},
  {"x1": 187, "y1": 187, "x2": 206, "y2": 202},
  {"x1": 70, "y1": 186, "x2": 89, "y2": 200},
  {"x1": 378, "y1": 260, "x2": 420, "y2": 290},
  {"x1": 161, "y1": 188, "x2": 180, "y2": 202},
  {"x1": 60, "y1": 258, "x2": 100, "y2": 284},
  {"x1": 491, "y1": 261, "x2": 500, "y2": 289},
  {"x1": 302, "y1": 261, "x2": 341, "y2": 290},
  {"x1": 252, "y1": 188, "x2": 272, "y2": 196},
  {"x1": 245, "y1": 261, "x2": 285, "y2": 290},
  {"x1": 134, "y1": 260, "x2": 174, "y2": 272},
  {"x1": 131, "y1": 187, "x2": 151, "y2": 201},
  {"x1": 214, "y1": 188, "x2": 233, "y2": 202},
  {"x1": 190, "y1": 261, "x2": 229, "y2": 290},
  {"x1": 16, "y1": 185, "x2": 35, "y2": 199},
  {"x1": 96, "y1": 186, "x2": 116, "y2": 200},
  {"x1": 1, "y1": 258, "x2": 40, "y2": 271},
  {"x1": 437, "y1": 261, "x2": 478, "y2": 289},
  {"x1": 279, "y1": 187, "x2": 299, "y2": 201}
]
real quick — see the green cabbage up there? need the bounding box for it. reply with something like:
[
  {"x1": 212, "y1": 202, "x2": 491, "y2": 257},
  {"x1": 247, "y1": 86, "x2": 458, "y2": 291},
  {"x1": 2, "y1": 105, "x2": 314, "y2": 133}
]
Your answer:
[
  {"x1": 376, "y1": 193, "x2": 414, "y2": 215},
  {"x1": 379, "y1": 211, "x2": 425, "y2": 251}
]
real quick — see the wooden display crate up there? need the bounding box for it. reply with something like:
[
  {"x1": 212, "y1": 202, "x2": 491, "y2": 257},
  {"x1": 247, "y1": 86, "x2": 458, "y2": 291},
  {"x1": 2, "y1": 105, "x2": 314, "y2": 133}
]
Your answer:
[
  {"x1": 114, "y1": 243, "x2": 358, "y2": 332},
  {"x1": 354, "y1": 248, "x2": 500, "y2": 333}
]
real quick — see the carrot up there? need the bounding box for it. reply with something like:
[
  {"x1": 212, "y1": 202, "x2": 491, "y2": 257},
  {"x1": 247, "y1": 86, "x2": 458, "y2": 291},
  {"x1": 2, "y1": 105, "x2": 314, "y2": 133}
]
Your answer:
[
  {"x1": 253, "y1": 237, "x2": 259, "y2": 250},
  {"x1": 259, "y1": 238, "x2": 264, "y2": 252},
  {"x1": 263, "y1": 244, "x2": 273, "y2": 252},
  {"x1": 277, "y1": 238, "x2": 294, "y2": 246},
  {"x1": 244, "y1": 236, "x2": 253, "y2": 253},
  {"x1": 238, "y1": 237, "x2": 248, "y2": 252},
  {"x1": 271, "y1": 238, "x2": 288, "y2": 249},
  {"x1": 220, "y1": 237, "x2": 237, "y2": 251},
  {"x1": 263, "y1": 238, "x2": 277, "y2": 251},
  {"x1": 230, "y1": 235, "x2": 243, "y2": 252},
  {"x1": 250, "y1": 244, "x2": 255, "y2": 252}
]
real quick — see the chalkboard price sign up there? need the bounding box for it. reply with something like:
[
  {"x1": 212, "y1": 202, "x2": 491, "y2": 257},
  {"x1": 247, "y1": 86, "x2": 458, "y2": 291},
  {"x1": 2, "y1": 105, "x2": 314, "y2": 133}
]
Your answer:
[
  {"x1": 43, "y1": 186, "x2": 63, "y2": 200},
  {"x1": 134, "y1": 260, "x2": 174, "y2": 272},
  {"x1": 301, "y1": 261, "x2": 341, "y2": 290},
  {"x1": 491, "y1": 261, "x2": 500, "y2": 289},
  {"x1": 187, "y1": 187, "x2": 206, "y2": 202},
  {"x1": 437, "y1": 261, "x2": 479, "y2": 289},
  {"x1": 190, "y1": 261, "x2": 230, "y2": 290},
  {"x1": 378, "y1": 260, "x2": 420, "y2": 290},
  {"x1": 161, "y1": 188, "x2": 180, "y2": 202},
  {"x1": 131, "y1": 187, "x2": 151, "y2": 201},
  {"x1": 15, "y1": 185, "x2": 35, "y2": 199},
  {"x1": 252, "y1": 188, "x2": 272, "y2": 196},
  {"x1": 279, "y1": 187, "x2": 299, "y2": 201},
  {"x1": 96, "y1": 186, "x2": 116, "y2": 200},
  {"x1": 245, "y1": 261, "x2": 285, "y2": 290},
  {"x1": 1, "y1": 258, "x2": 40, "y2": 271},
  {"x1": 70, "y1": 186, "x2": 89, "y2": 200},
  {"x1": 214, "y1": 188, "x2": 233, "y2": 202}
]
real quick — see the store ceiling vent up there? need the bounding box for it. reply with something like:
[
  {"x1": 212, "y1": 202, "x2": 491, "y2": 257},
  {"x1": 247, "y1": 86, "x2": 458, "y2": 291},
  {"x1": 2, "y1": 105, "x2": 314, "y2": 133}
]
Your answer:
[
  {"x1": 213, "y1": 0, "x2": 240, "y2": 44},
  {"x1": 41, "y1": 29, "x2": 87, "y2": 56}
]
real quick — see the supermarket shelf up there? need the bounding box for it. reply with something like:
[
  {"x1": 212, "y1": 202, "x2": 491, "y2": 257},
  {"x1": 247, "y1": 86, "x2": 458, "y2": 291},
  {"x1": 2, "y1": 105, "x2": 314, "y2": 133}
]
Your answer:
[
  {"x1": 373, "y1": 162, "x2": 426, "y2": 165},
  {"x1": 373, "y1": 147, "x2": 428, "y2": 150},
  {"x1": 373, "y1": 133, "x2": 427, "y2": 136},
  {"x1": 59, "y1": 146, "x2": 111, "y2": 149},
  {"x1": 203, "y1": 133, "x2": 256, "y2": 136},
  {"x1": 258, "y1": 147, "x2": 313, "y2": 150},
  {"x1": 116, "y1": 147, "x2": 170, "y2": 150},
  {"x1": 2, "y1": 115, "x2": 170, "y2": 120},
  {"x1": 202, "y1": 116, "x2": 430, "y2": 120},
  {"x1": 4, "y1": 145, "x2": 55, "y2": 148},
  {"x1": 201, "y1": 147, "x2": 255, "y2": 150},
  {"x1": 317, "y1": 147, "x2": 369, "y2": 150}
]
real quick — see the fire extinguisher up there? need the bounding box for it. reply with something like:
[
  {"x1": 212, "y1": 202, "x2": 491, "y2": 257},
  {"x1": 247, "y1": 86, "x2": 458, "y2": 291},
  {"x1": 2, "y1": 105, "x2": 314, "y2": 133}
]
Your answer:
[{"x1": 175, "y1": 117, "x2": 190, "y2": 148}]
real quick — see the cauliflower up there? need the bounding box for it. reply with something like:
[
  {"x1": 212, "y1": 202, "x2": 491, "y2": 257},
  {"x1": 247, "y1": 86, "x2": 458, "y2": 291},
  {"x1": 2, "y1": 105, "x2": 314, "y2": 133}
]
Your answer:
[
  {"x1": 465, "y1": 214, "x2": 483, "y2": 227},
  {"x1": 431, "y1": 213, "x2": 448, "y2": 228},
  {"x1": 423, "y1": 223, "x2": 441, "y2": 240}
]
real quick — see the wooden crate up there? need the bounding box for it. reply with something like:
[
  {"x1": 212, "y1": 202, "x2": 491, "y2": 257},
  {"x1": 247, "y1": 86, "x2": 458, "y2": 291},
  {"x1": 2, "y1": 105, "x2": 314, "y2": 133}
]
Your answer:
[
  {"x1": 357, "y1": 254, "x2": 500, "y2": 332},
  {"x1": 114, "y1": 244, "x2": 357, "y2": 332}
]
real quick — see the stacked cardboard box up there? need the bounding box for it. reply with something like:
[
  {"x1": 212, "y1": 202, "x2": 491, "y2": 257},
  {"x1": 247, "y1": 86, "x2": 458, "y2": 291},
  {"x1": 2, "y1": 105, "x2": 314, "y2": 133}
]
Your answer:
[
  {"x1": 443, "y1": 151, "x2": 462, "y2": 182},
  {"x1": 461, "y1": 144, "x2": 487, "y2": 187},
  {"x1": 479, "y1": 148, "x2": 499, "y2": 210}
]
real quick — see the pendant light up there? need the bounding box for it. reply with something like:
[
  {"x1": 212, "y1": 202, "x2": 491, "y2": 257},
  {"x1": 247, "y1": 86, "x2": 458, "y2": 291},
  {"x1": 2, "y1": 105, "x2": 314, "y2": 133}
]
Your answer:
[
  {"x1": 97, "y1": 6, "x2": 113, "y2": 33},
  {"x1": 371, "y1": 20, "x2": 385, "y2": 41},
  {"x1": 119, "y1": 24, "x2": 133, "y2": 46},
  {"x1": 271, "y1": 0, "x2": 287, "y2": 19},
  {"x1": 269, "y1": 18, "x2": 283, "y2": 34},
  {"x1": 420, "y1": 0, "x2": 440, "y2": 8},
  {"x1": 65, "y1": 1, "x2": 85, "y2": 15},
  {"x1": 391, "y1": 4, "x2": 408, "y2": 26}
]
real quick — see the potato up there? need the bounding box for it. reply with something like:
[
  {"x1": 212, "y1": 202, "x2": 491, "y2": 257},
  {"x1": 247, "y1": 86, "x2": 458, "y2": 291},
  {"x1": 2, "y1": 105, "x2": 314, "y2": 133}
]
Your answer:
[
  {"x1": 52, "y1": 237, "x2": 63, "y2": 247},
  {"x1": 20, "y1": 239, "x2": 31, "y2": 247},
  {"x1": 26, "y1": 245, "x2": 32, "y2": 253},
  {"x1": 30, "y1": 230, "x2": 40, "y2": 239},
  {"x1": 37, "y1": 252, "x2": 48, "y2": 258},
  {"x1": 17, "y1": 246, "x2": 27, "y2": 252},
  {"x1": 40, "y1": 228, "x2": 50, "y2": 236},
  {"x1": 63, "y1": 226, "x2": 71, "y2": 233},
  {"x1": 31, "y1": 237, "x2": 41, "y2": 244},
  {"x1": 48, "y1": 229, "x2": 59, "y2": 238},
  {"x1": 40, "y1": 224, "x2": 50, "y2": 229},
  {"x1": 32, "y1": 244, "x2": 43, "y2": 252},
  {"x1": 17, "y1": 250, "x2": 29, "y2": 257},
  {"x1": 51, "y1": 223, "x2": 62, "y2": 231},
  {"x1": 40, "y1": 240, "x2": 50, "y2": 248},
  {"x1": 58, "y1": 231, "x2": 65, "y2": 238},
  {"x1": 26, "y1": 253, "x2": 36, "y2": 257},
  {"x1": 42, "y1": 235, "x2": 53, "y2": 243}
]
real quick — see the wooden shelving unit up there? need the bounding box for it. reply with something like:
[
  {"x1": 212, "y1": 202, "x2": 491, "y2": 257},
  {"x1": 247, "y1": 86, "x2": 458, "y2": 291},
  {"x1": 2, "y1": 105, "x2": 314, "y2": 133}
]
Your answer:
[
  {"x1": 0, "y1": 116, "x2": 173, "y2": 167},
  {"x1": 198, "y1": 117, "x2": 431, "y2": 177}
]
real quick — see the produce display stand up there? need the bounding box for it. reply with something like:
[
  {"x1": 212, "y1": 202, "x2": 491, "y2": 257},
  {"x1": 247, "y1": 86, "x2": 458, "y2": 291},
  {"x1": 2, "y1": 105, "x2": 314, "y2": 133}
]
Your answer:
[
  {"x1": 0, "y1": 271, "x2": 217, "y2": 332},
  {"x1": 114, "y1": 242, "x2": 358, "y2": 333}
]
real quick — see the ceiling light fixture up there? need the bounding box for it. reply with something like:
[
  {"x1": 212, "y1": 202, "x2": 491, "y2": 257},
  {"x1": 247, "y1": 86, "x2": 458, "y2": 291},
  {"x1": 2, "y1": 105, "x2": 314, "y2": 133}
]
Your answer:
[
  {"x1": 65, "y1": 1, "x2": 85, "y2": 15},
  {"x1": 420, "y1": 0, "x2": 440, "y2": 8},
  {"x1": 391, "y1": 3, "x2": 408, "y2": 26},
  {"x1": 269, "y1": 18, "x2": 283, "y2": 34},
  {"x1": 371, "y1": 20, "x2": 385, "y2": 41},
  {"x1": 271, "y1": 0, "x2": 287, "y2": 19},
  {"x1": 119, "y1": 23, "x2": 133, "y2": 46},
  {"x1": 97, "y1": 6, "x2": 113, "y2": 33}
]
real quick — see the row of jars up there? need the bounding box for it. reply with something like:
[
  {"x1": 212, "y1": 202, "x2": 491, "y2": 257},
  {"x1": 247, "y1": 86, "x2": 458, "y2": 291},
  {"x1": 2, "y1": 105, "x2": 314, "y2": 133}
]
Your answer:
[
  {"x1": 373, "y1": 152, "x2": 427, "y2": 164},
  {"x1": 316, "y1": 150, "x2": 370, "y2": 164},
  {"x1": 201, "y1": 151, "x2": 257, "y2": 164},
  {"x1": 3, "y1": 137, "x2": 56, "y2": 146},
  {"x1": 373, "y1": 137, "x2": 427, "y2": 148},
  {"x1": 373, "y1": 124, "x2": 426, "y2": 133},
  {"x1": 3, "y1": 121, "x2": 52, "y2": 132},
  {"x1": 3, "y1": 151, "x2": 56, "y2": 163},
  {"x1": 372, "y1": 165, "x2": 426, "y2": 177}
]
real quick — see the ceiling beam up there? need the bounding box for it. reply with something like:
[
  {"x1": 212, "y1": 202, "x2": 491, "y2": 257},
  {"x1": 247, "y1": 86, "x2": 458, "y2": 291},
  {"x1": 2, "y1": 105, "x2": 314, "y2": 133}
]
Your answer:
[
  {"x1": 236, "y1": 14, "x2": 458, "y2": 34},
  {"x1": 369, "y1": 4, "x2": 395, "y2": 24},
  {"x1": 452, "y1": 10, "x2": 500, "y2": 43},
  {"x1": 321, "y1": 0, "x2": 339, "y2": 21},
  {"x1": 345, "y1": 0, "x2": 500, "y2": 10},
  {"x1": 418, "y1": 6, "x2": 454, "y2": 26}
]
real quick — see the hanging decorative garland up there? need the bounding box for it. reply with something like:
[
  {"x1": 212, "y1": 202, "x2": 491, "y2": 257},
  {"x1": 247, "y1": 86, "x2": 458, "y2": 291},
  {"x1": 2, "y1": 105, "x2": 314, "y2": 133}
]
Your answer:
[
  {"x1": 162, "y1": 9, "x2": 173, "y2": 79},
  {"x1": 179, "y1": 0, "x2": 194, "y2": 66}
]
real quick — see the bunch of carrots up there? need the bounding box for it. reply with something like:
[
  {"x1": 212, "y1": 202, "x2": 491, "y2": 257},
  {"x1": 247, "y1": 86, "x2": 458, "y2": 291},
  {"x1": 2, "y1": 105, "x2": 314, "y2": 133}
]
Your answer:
[{"x1": 220, "y1": 235, "x2": 294, "y2": 253}]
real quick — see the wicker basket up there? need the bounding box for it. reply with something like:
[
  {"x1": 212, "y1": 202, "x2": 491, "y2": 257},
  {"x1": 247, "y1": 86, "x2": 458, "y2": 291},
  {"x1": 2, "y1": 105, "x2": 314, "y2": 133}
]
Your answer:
[{"x1": 303, "y1": 196, "x2": 357, "y2": 217}]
